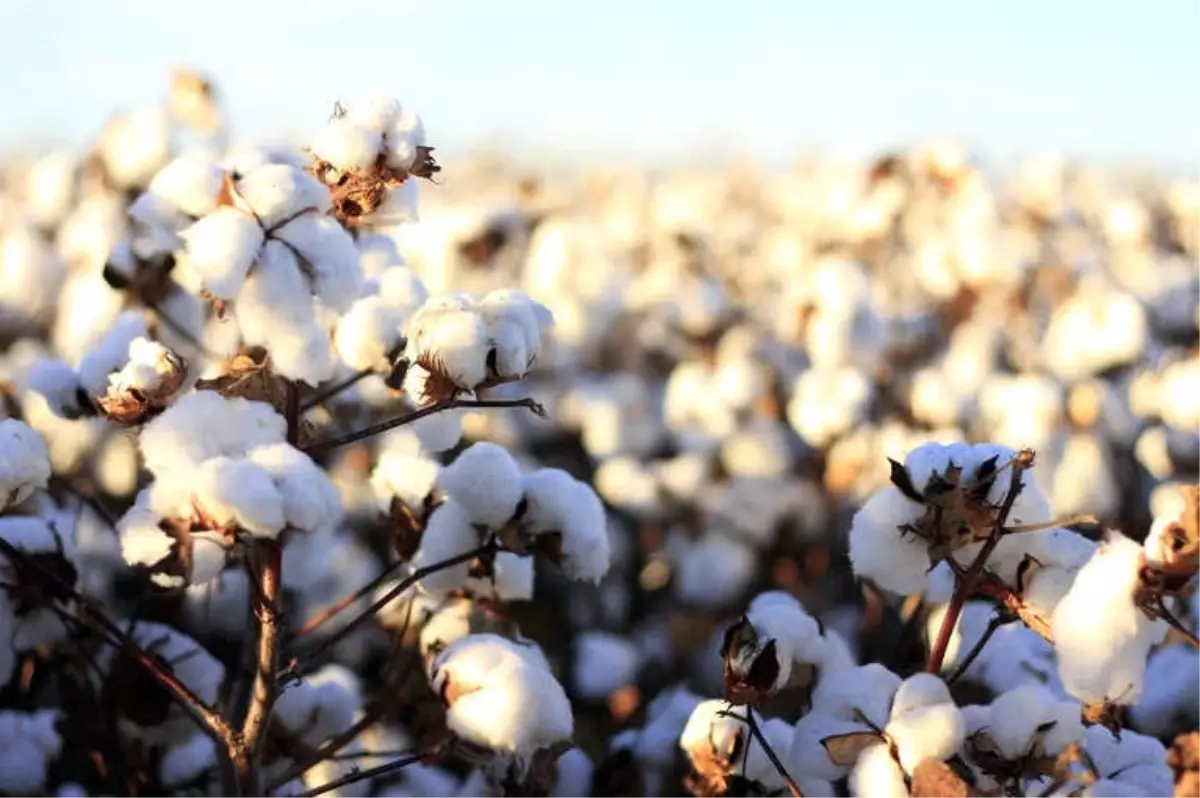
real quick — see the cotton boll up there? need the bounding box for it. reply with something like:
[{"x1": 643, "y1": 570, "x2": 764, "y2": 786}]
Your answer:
[
  {"x1": 159, "y1": 733, "x2": 217, "y2": 789},
  {"x1": 551, "y1": 747, "x2": 594, "y2": 798},
  {"x1": 273, "y1": 665, "x2": 363, "y2": 747},
  {"x1": 349, "y1": 97, "x2": 405, "y2": 134},
  {"x1": 235, "y1": 163, "x2": 331, "y2": 228},
  {"x1": 789, "y1": 712, "x2": 873, "y2": 780},
  {"x1": 1129, "y1": 644, "x2": 1200, "y2": 737},
  {"x1": 51, "y1": 272, "x2": 126, "y2": 365},
  {"x1": 520, "y1": 468, "x2": 611, "y2": 583},
  {"x1": 411, "y1": 499, "x2": 477, "y2": 597},
  {"x1": 986, "y1": 685, "x2": 1083, "y2": 760},
  {"x1": 179, "y1": 207, "x2": 264, "y2": 299},
  {"x1": 405, "y1": 297, "x2": 490, "y2": 392},
  {"x1": 890, "y1": 673, "x2": 953, "y2": 717},
  {"x1": 312, "y1": 117, "x2": 382, "y2": 171},
  {"x1": 1052, "y1": 533, "x2": 1168, "y2": 704},
  {"x1": 274, "y1": 213, "x2": 364, "y2": 312},
  {"x1": 0, "y1": 710, "x2": 61, "y2": 794},
  {"x1": 145, "y1": 153, "x2": 226, "y2": 218},
  {"x1": 730, "y1": 591, "x2": 826, "y2": 693},
  {"x1": 439, "y1": 442, "x2": 523, "y2": 527},
  {"x1": 848, "y1": 487, "x2": 929, "y2": 595},
  {"x1": 98, "y1": 108, "x2": 170, "y2": 189},
  {"x1": 1083, "y1": 725, "x2": 1173, "y2": 797},
  {"x1": 467, "y1": 550, "x2": 534, "y2": 601},
  {"x1": 811, "y1": 663, "x2": 902, "y2": 729},
  {"x1": 409, "y1": 402, "x2": 465, "y2": 452},
  {"x1": 139, "y1": 391, "x2": 286, "y2": 476},
  {"x1": 247, "y1": 443, "x2": 342, "y2": 533},
  {"x1": 334, "y1": 295, "x2": 406, "y2": 370},
  {"x1": 194, "y1": 456, "x2": 286, "y2": 537},
  {"x1": 25, "y1": 152, "x2": 77, "y2": 227},
  {"x1": 0, "y1": 419, "x2": 51, "y2": 511},
  {"x1": 887, "y1": 703, "x2": 963, "y2": 774},
  {"x1": 848, "y1": 742, "x2": 908, "y2": 798},
  {"x1": 595, "y1": 457, "x2": 663, "y2": 518},
  {"x1": 573, "y1": 631, "x2": 641, "y2": 701},
  {"x1": 77, "y1": 311, "x2": 150, "y2": 396},
  {"x1": 430, "y1": 634, "x2": 572, "y2": 758},
  {"x1": 371, "y1": 449, "x2": 441, "y2": 514},
  {"x1": 720, "y1": 419, "x2": 794, "y2": 479}
]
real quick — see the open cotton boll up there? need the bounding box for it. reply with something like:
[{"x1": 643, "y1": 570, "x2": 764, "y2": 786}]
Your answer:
[
  {"x1": 1083, "y1": 725, "x2": 1174, "y2": 797},
  {"x1": 1129, "y1": 644, "x2": 1200, "y2": 737},
  {"x1": 985, "y1": 685, "x2": 1084, "y2": 760},
  {"x1": 334, "y1": 295, "x2": 406, "y2": 371},
  {"x1": 179, "y1": 207, "x2": 264, "y2": 299},
  {"x1": 811, "y1": 663, "x2": 902, "y2": 729},
  {"x1": 1052, "y1": 533, "x2": 1168, "y2": 704},
  {"x1": 0, "y1": 710, "x2": 62, "y2": 795},
  {"x1": 77, "y1": 311, "x2": 150, "y2": 396},
  {"x1": 312, "y1": 116, "x2": 382, "y2": 171},
  {"x1": 371, "y1": 449, "x2": 441, "y2": 514},
  {"x1": 193, "y1": 456, "x2": 286, "y2": 537},
  {"x1": 139, "y1": 391, "x2": 286, "y2": 476},
  {"x1": 848, "y1": 487, "x2": 929, "y2": 595},
  {"x1": 430, "y1": 634, "x2": 572, "y2": 759},
  {"x1": 159, "y1": 733, "x2": 217, "y2": 790},
  {"x1": 849, "y1": 742, "x2": 909, "y2": 798},
  {"x1": 478, "y1": 289, "x2": 553, "y2": 380},
  {"x1": 887, "y1": 703, "x2": 964, "y2": 775},
  {"x1": 890, "y1": 673, "x2": 953, "y2": 717},
  {"x1": 234, "y1": 163, "x2": 331, "y2": 228},
  {"x1": 273, "y1": 664, "x2": 362, "y2": 747},
  {"x1": 789, "y1": 712, "x2": 874, "y2": 780},
  {"x1": 0, "y1": 418, "x2": 51, "y2": 511},
  {"x1": 273, "y1": 213, "x2": 363, "y2": 312},
  {"x1": 439, "y1": 442, "x2": 523, "y2": 527},
  {"x1": 247, "y1": 443, "x2": 342, "y2": 533},
  {"x1": 465, "y1": 550, "x2": 534, "y2": 601},
  {"x1": 520, "y1": 468, "x2": 610, "y2": 583},
  {"x1": 98, "y1": 107, "x2": 170, "y2": 189},
  {"x1": 411, "y1": 499, "x2": 477, "y2": 596},
  {"x1": 729, "y1": 591, "x2": 826, "y2": 693},
  {"x1": 680, "y1": 702, "x2": 779, "y2": 788},
  {"x1": 404, "y1": 297, "x2": 490, "y2": 392},
  {"x1": 145, "y1": 153, "x2": 226, "y2": 219},
  {"x1": 573, "y1": 631, "x2": 641, "y2": 700}
]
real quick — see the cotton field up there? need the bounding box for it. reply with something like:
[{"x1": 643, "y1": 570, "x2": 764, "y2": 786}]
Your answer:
[{"x1": 0, "y1": 66, "x2": 1197, "y2": 798}]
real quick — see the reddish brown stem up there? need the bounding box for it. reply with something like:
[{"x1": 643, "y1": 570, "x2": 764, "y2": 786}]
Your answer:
[{"x1": 290, "y1": 558, "x2": 406, "y2": 639}]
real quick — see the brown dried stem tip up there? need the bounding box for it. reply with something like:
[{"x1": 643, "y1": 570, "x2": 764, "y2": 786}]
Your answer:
[{"x1": 312, "y1": 147, "x2": 441, "y2": 229}]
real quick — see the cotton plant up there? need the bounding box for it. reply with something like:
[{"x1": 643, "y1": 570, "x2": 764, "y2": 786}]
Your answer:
[
  {"x1": 117, "y1": 390, "x2": 341, "y2": 587},
  {"x1": 720, "y1": 591, "x2": 855, "y2": 704}
]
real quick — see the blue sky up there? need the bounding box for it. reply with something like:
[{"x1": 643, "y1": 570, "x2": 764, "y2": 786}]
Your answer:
[{"x1": 1, "y1": 0, "x2": 1197, "y2": 171}]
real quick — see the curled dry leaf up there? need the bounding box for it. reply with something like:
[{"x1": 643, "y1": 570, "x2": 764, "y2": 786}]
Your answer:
[{"x1": 820, "y1": 730, "x2": 885, "y2": 768}]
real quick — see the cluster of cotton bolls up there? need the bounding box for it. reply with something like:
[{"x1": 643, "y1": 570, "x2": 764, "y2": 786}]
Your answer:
[{"x1": 0, "y1": 69, "x2": 1197, "y2": 798}]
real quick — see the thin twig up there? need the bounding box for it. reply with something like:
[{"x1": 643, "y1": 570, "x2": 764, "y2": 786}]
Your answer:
[
  {"x1": 718, "y1": 707, "x2": 803, "y2": 797},
  {"x1": 972, "y1": 574, "x2": 1054, "y2": 642},
  {"x1": 294, "y1": 542, "x2": 498, "y2": 668},
  {"x1": 301, "y1": 367, "x2": 376, "y2": 411},
  {"x1": 1155, "y1": 596, "x2": 1200, "y2": 647},
  {"x1": 926, "y1": 452, "x2": 1031, "y2": 673},
  {"x1": 303, "y1": 397, "x2": 546, "y2": 456},
  {"x1": 290, "y1": 558, "x2": 406, "y2": 639},
  {"x1": 299, "y1": 753, "x2": 422, "y2": 798},
  {"x1": 267, "y1": 707, "x2": 390, "y2": 790},
  {"x1": 946, "y1": 612, "x2": 1012, "y2": 685}
]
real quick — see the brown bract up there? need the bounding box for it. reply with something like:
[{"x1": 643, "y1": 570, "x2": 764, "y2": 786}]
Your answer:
[
  {"x1": 96, "y1": 348, "x2": 187, "y2": 426},
  {"x1": 1168, "y1": 731, "x2": 1199, "y2": 798},
  {"x1": 910, "y1": 759, "x2": 972, "y2": 798},
  {"x1": 311, "y1": 147, "x2": 440, "y2": 229}
]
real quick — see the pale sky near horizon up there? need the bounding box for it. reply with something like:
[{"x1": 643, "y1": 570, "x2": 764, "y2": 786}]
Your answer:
[{"x1": 1, "y1": 0, "x2": 1197, "y2": 172}]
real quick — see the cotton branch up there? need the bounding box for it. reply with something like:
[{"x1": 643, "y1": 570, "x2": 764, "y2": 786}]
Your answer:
[
  {"x1": 299, "y1": 753, "x2": 422, "y2": 798},
  {"x1": 716, "y1": 706, "x2": 804, "y2": 798},
  {"x1": 290, "y1": 558, "x2": 406, "y2": 639},
  {"x1": 292, "y1": 540, "x2": 500, "y2": 668},
  {"x1": 927, "y1": 450, "x2": 1033, "y2": 673},
  {"x1": 946, "y1": 611, "x2": 1013, "y2": 685},
  {"x1": 303, "y1": 396, "x2": 546, "y2": 456}
]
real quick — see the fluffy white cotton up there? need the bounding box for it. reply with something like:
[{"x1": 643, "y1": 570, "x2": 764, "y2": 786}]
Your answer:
[
  {"x1": 573, "y1": 631, "x2": 641, "y2": 700},
  {"x1": 193, "y1": 456, "x2": 287, "y2": 537},
  {"x1": 0, "y1": 710, "x2": 62, "y2": 794},
  {"x1": 811, "y1": 663, "x2": 902, "y2": 729},
  {"x1": 104, "y1": 337, "x2": 180, "y2": 398},
  {"x1": 139, "y1": 391, "x2": 286, "y2": 476},
  {"x1": 1051, "y1": 532, "x2": 1168, "y2": 704},
  {"x1": 179, "y1": 207, "x2": 264, "y2": 299},
  {"x1": 27, "y1": 358, "x2": 88, "y2": 419},
  {"x1": 478, "y1": 289, "x2": 554, "y2": 380},
  {"x1": 848, "y1": 487, "x2": 929, "y2": 595},
  {"x1": 730, "y1": 591, "x2": 826, "y2": 692},
  {"x1": 334, "y1": 295, "x2": 406, "y2": 371},
  {"x1": 273, "y1": 213, "x2": 363, "y2": 313},
  {"x1": 788, "y1": 365, "x2": 873, "y2": 448},
  {"x1": 670, "y1": 530, "x2": 756, "y2": 608},
  {"x1": 234, "y1": 163, "x2": 331, "y2": 228},
  {"x1": 371, "y1": 449, "x2": 442, "y2": 514},
  {"x1": 404, "y1": 295, "x2": 491, "y2": 392},
  {"x1": 144, "y1": 153, "x2": 226, "y2": 219},
  {"x1": 273, "y1": 664, "x2": 362, "y2": 747},
  {"x1": 312, "y1": 116, "x2": 383, "y2": 171},
  {"x1": 440, "y1": 442, "x2": 523, "y2": 527},
  {"x1": 411, "y1": 499, "x2": 477, "y2": 596},
  {"x1": 0, "y1": 418, "x2": 51, "y2": 511},
  {"x1": 1, "y1": 225, "x2": 66, "y2": 328},
  {"x1": 1081, "y1": 725, "x2": 1174, "y2": 797},
  {"x1": 848, "y1": 742, "x2": 908, "y2": 798},
  {"x1": 429, "y1": 634, "x2": 572, "y2": 758},
  {"x1": 1129, "y1": 643, "x2": 1200, "y2": 737},
  {"x1": 789, "y1": 711, "x2": 875, "y2": 781},
  {"x1": 77, "y1": 311, "x2": 151, "y2": 396},
  {"x1": 984, "y1": 685, "x2": 1083, "y2": 761},
  {"x1": 247, "y1": 443, "x2": 342, "y2": 532},
  {"x1": 520, "y1": 468, "x2": 610, "y2": 583}
]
